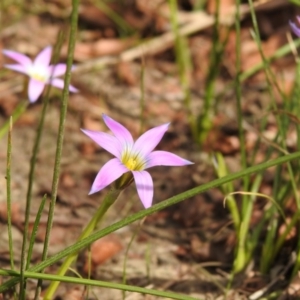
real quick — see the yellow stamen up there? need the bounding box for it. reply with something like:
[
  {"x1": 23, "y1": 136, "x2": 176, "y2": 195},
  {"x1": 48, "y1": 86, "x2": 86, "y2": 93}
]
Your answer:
[
  {"x1": 125, "y1": 157, "x2": 137, "y2": 170},
  {"x1": 31, "y1": 73, "x2": 47, "y2": 82}
]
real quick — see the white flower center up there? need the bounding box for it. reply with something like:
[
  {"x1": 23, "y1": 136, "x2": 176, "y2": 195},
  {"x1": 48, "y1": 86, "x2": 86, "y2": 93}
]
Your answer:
[{"x1": 28, "y1": 66, "x2": 49, "y2": 82}]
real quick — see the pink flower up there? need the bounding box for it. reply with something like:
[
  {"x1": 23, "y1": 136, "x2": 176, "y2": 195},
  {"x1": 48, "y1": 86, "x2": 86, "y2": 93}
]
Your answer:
[
  {"x1": 2, "y1": 46, "x2": 78, "y2": 103},
  {"x1": 82, "y1": 114, "x2": 193, "y2": 208},
  {"x1": 290, "y1": 17, "x2": 300, "y2": 37}
]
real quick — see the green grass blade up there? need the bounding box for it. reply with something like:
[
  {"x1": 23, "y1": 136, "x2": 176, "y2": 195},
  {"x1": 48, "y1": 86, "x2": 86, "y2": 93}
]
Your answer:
[
  {"x1": 26, "y1": 195, "x2": 47, "y2": 270},
  {"x1": 0, "y1": 269, "x2": 199, "y2": 300},
  {"x1": 5, "y1": 117, "x2": 16, "y2": 299}
]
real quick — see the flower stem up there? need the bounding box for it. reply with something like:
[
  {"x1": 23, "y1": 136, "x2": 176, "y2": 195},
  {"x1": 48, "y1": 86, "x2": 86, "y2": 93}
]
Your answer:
[
  {"x1": 44, "y1": 187, "x2": 121, "y2": 299},
  {"x1": 32, "y1": 0, "x2": 79, "y2": 298},
  {"x1": 0, "y1": 101, "x2": 28, "y2": 139}
]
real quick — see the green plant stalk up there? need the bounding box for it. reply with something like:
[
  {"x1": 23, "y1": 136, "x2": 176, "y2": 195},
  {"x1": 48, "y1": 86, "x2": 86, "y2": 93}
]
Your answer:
[
  {"x1": 168, "y1": 0, "x2": 195, "y2": 138},
  {"x1": 6, "y1": 118, "x2": 15, "y2": 273},
  {"x1": 291, "y1": 59, "x2": 300, "y2": 277},
  {"x1": 234, "y1": 200, "x2": 254, "y2": 272},
  {"x1": 217, "y1": 38, "x2": 300, "y2": 104},
  {"x1": 5, "y1": 126, "x2": 17, "y2": 300},
  {"x1": 260, "y1": 217, "x2": 278, "y2": 273},
  {"x1": 0, "y1": 269, "x2": 198, "y2": 300},
  {"x1": 92, "y1": 0, "x2": 133, "y2": 36},
  {"x1": 18, "y1": 88, "x2": 52, "y2": 300},
  {"x1": 237, "y1": 174, "x2": 264, "y2": 270},
  {"x1": 240, "y1": 38, "x2": 300, "y2": 82},
  {"x1": 213, "y1": 153, "x2": 240, "y2": 230},
  {"x1": 139, "y1": 58, "x2": 145, "y2": 135},
  {"x1": 34, "y1": 0, "x2": 79, "y2": 297},
  {"x1": 197, "y1": 0, "x2": 228, "y2": 143},
  {"x1": 0, "y1": 101, "x2": 28, "y2": 139},
  {"x1": 259, "y1": 163, "x2": 284, "y2": 273},
  {"x1": 27, "y1": 195, "x2": 47, "y2": 270},
  {"x1": 233, "y1": 0, "x2": 252, "y2": 273},
  {"x1": 39, "y1": 0, "x2": 78, "y2": 269},
  {"x1": 235, "y1": 0, "x2": 250, "y2": 214},
  {"x1": 2, "y1": 151, "x2": 300, "y2": 292},
  {"x1": 44, "y1": 187, "x2": 121, "y2": 299},
  {"x1": 238, "y1": 116, "x2": 272, "y2": 266}
]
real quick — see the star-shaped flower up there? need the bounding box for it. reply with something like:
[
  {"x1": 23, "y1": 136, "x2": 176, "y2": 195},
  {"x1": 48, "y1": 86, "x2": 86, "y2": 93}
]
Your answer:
[
  {"x1": 82, "y1": 114, "x2": 193, "y2": 208},
  {"x1": 290, "y1": 16, "x2": 300, "y2": 37},
  {"x1": 2, "y1": 46, "x2": 78, "y2": 102}
]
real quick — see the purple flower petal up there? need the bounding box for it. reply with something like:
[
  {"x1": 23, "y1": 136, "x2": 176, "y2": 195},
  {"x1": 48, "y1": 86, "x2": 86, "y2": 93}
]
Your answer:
[
  {"x1": 68, "y1": 84, "x2": 79, "y2": 93},
  {"x1": 81, "y1": 129, "x2": 123, "y2": 158},
  {"x1": 28, "y1": 79, "x2": 45, "y2": 103},
  {"x1": 132, "y1": 170, "x2": 153, "y2": 208},
  {"x1": 103, "y1": 114, "x2": 134, "y2": 147},
  {"x1": 34, "y1": 46, "x2": 52, "y2": 67},
  {"x1": 89, "y1": 158, "x2": 128, "y2": 194},
  {"x1": 3, "y1": 64, "x2": 29, "y2": 75},
  {"x1": 2, "y1": 50, "x2": 32, "y2": 66},
  {"x1": 290, "y1": 20, "x2": 300, "y2": 37},
  {"x1": 48, "y1": 64, "x2": 67, "y2": 77},
  {"x1": 133, "y1": 123, "x2": 169, "y2": 157},
  {"x1": 146, "y1": 151, "x2": 193, "y2": 169},
  {"x1": 49, "y1": 78, "x2": 78, "y2": 92}
]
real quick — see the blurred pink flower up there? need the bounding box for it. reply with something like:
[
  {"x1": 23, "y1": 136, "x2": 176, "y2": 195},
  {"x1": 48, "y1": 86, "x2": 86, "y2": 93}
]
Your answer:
[
  {"x1": 2, "y1": 46, "x2": 78, "y2": 102},
  {"x1": 82, "y1": 114, "x2": 193, "y2": 208},
  {"x1": 290, "y1": 17, "x2": 300, "y2": 37}
]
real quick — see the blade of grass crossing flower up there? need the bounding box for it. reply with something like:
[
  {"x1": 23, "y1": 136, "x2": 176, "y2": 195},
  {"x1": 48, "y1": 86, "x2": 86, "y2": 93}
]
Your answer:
[
  {"x1": 0, "y1": 269, "x2": 200, "y2": 300},
  {"x1": 26, "y1": 195, "x2": 47, "y2": 270}
]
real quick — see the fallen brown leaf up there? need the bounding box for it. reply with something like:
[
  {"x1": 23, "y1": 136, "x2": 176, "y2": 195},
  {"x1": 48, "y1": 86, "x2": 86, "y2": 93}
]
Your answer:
[{"x1": 83, "y1": 235, "x2": 123, "y2": 274}]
